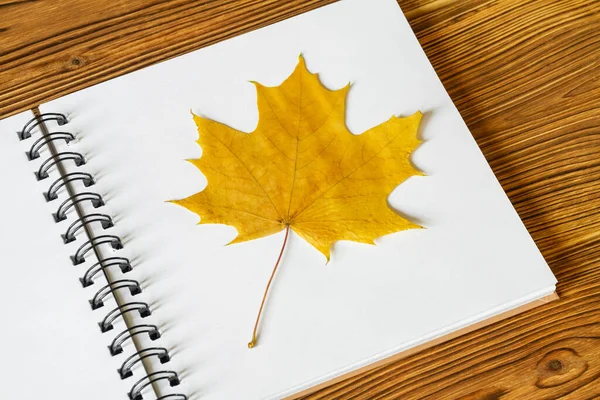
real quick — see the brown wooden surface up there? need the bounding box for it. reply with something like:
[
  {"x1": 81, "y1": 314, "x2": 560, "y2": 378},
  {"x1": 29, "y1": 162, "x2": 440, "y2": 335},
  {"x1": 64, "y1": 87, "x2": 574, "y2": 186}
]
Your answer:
[{"x1": 1, "y1": 0, "x2": 599, "y2": 398}]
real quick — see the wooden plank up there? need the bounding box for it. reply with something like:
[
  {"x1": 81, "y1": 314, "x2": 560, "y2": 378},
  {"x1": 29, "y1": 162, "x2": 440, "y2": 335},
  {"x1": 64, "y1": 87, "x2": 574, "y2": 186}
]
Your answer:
[
  {"x1": 0, "y1": 0, "x2": 337, "y2": 118},
  {"x1": 1, "y1": 0, "x2": 599, "y2": 398}
]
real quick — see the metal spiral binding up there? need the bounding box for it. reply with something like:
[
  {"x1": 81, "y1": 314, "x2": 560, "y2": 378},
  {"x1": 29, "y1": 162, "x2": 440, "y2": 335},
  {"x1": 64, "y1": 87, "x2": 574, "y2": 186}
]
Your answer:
[
  {"x1": 129, "y1": 372, "x2": 182, "y2": 400},
  {"x1": 20, "y1": 113, "x2": 185, "y2": 400}
]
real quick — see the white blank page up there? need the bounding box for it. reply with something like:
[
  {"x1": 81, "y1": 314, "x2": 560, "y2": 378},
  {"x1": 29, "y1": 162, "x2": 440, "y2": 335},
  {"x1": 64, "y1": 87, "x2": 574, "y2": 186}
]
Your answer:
[{"x1": 41, "y1": 0, "x2": 557, "y2": 398}]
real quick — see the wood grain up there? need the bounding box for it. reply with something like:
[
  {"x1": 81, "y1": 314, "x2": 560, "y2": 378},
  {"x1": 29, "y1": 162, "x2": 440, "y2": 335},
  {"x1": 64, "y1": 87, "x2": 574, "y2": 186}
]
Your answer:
[{"x1": 1, "y1": 0, "x2": 599, "y2": 398}]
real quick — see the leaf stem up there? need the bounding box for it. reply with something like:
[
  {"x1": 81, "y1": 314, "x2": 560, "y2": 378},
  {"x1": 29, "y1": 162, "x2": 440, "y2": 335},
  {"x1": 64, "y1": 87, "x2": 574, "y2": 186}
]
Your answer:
[{"x1": 248, "y1": 224, "x2": 290, "y2": 349}]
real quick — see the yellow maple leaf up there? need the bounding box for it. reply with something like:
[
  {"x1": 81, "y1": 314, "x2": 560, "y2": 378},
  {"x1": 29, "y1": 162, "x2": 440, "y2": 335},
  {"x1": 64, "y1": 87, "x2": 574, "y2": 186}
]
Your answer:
[{"x1": 173, "y1": 55, "x2": 422, "y2": 347}]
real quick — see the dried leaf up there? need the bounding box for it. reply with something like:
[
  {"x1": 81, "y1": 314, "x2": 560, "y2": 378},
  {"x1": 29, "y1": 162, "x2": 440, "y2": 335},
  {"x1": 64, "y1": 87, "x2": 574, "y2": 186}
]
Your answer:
[{"x1": 174, "y1": 55, "x2": 423, "y2": 260}]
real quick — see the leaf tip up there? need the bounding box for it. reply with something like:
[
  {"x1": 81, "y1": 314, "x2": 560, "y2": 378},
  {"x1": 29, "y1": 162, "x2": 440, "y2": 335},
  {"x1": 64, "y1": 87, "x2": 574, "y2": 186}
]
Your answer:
[
  {"x1": 340, "y1": 82, "x2": 352, "y2": 94},
  {"x1": 191, "y1": 111, "x2": 204, "y2": 126},
  {"x1": 297, "y1": 53, "x2": 310, "y2": 72},
  {"x1": 411, "y1": 222, "x2": 426, "y2": 230},
  {"x1": 166, "y1": 198, "x2": 183, "y2": 207}
]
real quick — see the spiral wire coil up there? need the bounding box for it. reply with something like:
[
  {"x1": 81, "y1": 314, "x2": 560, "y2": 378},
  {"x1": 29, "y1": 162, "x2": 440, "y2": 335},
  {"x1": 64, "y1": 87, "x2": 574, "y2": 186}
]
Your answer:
[{"x1": 20, "y1": 113, "x2": 185, "y2": 400}]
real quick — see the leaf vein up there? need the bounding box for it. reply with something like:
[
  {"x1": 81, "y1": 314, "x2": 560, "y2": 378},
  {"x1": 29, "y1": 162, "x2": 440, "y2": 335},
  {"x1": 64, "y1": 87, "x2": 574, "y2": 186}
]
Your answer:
[
  {"x1": 294, "y1": 127, "x2": 409, "y2": 220},
  {"x1": 203, "y1": 125, "x2": 282, "y2": 220}
]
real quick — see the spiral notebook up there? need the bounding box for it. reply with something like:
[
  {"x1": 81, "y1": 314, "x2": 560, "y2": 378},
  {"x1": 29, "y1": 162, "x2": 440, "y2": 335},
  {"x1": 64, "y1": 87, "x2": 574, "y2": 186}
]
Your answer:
[{"x1": 0, "y1": 0, "x2": 557, "y2": 399}]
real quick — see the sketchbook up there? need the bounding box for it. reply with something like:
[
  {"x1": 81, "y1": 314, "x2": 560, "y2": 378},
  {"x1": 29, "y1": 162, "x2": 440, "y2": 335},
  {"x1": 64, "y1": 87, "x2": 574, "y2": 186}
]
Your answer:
[{"x1": 0, "y1": 0, "x2": 557, "y2": 399}]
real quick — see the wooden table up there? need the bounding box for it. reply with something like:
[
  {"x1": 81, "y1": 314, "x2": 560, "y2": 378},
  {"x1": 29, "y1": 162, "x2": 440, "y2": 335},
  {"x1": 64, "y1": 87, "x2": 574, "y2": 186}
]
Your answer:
[{"x1": 1, "y1": 0, "x2": 598, "y2": 398}]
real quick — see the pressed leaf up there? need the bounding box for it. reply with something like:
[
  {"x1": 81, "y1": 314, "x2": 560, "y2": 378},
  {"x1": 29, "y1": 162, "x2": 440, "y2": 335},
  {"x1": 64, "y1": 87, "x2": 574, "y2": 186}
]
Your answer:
[
  {"x1": 173, "y1": 55, "x2": 423, "y2": 260},
  {"x1": 172, "y1": 55, "x2": 423, "y2": 347}
]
